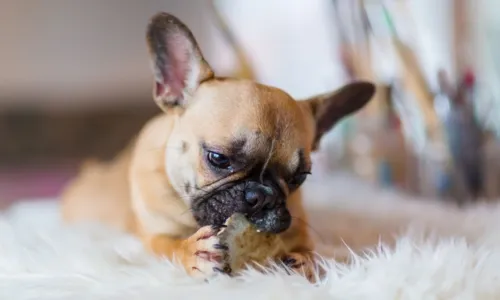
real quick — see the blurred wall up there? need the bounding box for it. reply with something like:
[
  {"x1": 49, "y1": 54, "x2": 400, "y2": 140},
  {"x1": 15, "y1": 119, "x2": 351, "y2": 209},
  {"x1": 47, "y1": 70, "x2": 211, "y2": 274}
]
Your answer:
[
  {"x1": 0, "y1": 0, "x2": 457, "y2": 166},
  {"x1": 474, "y1": 0, "x2": 500, "y2": 134},
  {"x1": 0, "y1": 0, "x2": 456, "y2": 112},
  {"x1": 218, "y1": 0, "x2": 455, "y2": 97},
  {"x1": 0, "y1": 0, "x2": 234, "y2": 111},
  {"x1": 215, "y1": 0, "x2": 455, "y2": 162}
]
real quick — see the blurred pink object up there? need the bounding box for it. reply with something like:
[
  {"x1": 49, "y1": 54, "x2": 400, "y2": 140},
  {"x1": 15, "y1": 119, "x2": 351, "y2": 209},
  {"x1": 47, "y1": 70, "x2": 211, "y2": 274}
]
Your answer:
[{"x1": 0, "y1": 165, "x2": 76, "y2": 204}]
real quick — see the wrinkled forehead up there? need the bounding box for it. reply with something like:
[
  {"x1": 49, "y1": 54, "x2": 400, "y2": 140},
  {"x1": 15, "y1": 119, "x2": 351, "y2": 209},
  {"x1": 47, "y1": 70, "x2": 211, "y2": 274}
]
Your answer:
[
  {"x1": 189, "y1": 79, "x2": 304, "y2": 136},
  {"x1": 187, "y1": 79, "x2": 312, "y2": 169}
]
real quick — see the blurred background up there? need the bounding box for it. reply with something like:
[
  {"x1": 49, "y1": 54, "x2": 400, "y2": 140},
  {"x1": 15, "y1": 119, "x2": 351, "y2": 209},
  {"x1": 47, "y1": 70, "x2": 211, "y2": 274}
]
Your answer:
[{"x1": 1, "y1": 0, "x2": 500, "y2": 207}]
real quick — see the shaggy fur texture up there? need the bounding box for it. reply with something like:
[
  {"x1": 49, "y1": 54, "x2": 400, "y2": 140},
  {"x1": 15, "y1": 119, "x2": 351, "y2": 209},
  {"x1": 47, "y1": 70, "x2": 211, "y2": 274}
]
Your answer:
[{"x1": 2, "y1": 172, "x2": 500, "y2": 299}]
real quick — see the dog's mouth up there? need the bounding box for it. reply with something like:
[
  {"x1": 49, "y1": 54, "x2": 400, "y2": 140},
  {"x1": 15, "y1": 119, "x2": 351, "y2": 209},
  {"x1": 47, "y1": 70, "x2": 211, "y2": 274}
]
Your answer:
[{"x1": 190, "y1": 182, "x2": 291, "y2": 234}]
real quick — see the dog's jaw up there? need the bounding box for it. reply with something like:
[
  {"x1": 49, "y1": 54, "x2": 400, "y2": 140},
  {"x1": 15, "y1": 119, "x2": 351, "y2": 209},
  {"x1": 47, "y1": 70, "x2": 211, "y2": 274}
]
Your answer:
[
  {"x1": 248, "y1": 206, "x2": 291, "y2": 234},
  {"x1": 190, "y1": 181, "x2": 292, "y2": 234}
]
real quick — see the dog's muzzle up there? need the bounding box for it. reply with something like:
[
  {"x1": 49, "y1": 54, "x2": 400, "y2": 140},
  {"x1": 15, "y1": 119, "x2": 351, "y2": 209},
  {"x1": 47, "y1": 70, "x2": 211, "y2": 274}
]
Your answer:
[{"x1": 191, "y1": 180, "x2": 291, "y2": 234}]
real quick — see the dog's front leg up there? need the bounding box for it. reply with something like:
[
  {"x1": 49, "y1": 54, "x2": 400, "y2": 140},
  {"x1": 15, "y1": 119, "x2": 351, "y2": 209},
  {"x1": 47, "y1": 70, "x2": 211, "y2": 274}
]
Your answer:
[
  {"x1": 277, "y1": 229, "x2": 322, "y2": 282},
  {"x1": 145, "y1": 225, "x2": 229, "y2": 278}
]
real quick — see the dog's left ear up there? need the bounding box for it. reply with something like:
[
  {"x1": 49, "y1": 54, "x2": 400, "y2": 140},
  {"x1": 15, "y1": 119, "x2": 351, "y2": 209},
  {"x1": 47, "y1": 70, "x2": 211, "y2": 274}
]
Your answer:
[
  {"x1": 146, "y1": 12, "x2": 214, "y2": 111},
  {"x1": 300, "y1": 81, "x2": 375, "y2": 150}
]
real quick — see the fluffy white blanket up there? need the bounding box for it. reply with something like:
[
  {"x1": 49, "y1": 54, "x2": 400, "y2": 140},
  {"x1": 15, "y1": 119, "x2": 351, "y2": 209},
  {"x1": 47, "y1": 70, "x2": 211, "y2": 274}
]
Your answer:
[{"x1": 2, "y1": 173, "x2": 500, "y2": 300}]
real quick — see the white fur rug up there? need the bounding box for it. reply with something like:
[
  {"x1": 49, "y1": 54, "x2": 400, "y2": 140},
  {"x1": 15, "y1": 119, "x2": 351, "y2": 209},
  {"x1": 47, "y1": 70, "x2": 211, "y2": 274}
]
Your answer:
[{"x1": 2, "y1": 172, "x2": 500, "y2": 300}]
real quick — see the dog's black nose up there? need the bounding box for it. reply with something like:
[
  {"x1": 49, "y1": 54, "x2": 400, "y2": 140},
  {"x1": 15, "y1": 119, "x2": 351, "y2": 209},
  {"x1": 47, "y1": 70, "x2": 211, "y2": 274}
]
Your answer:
[
  {"x1": 244, "y1": 189, "x2": 263, "y2": 206},
  {"x1": 244, "y1": 184, "x2": 275, "y2": 209}
]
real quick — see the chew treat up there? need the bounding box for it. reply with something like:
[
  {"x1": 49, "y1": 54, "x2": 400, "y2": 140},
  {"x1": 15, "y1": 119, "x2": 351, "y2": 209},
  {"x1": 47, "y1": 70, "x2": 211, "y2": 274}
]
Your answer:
[{"x1": 218, "y1": 213, "x2": 285, "y2": 273}]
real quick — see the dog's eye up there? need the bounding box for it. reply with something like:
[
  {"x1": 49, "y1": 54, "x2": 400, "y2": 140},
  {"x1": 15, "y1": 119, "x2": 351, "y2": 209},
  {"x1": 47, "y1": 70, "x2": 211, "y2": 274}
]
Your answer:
[
  {"x1": 288, "y1": 172, "x2": 311, "y2": 189},
  {"x1": 207, "y1": 151, "x2": 231, "y2": 169}
]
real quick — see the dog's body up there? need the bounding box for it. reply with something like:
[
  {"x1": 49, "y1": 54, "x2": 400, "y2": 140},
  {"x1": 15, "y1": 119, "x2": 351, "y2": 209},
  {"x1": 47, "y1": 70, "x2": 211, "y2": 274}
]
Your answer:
[{"x1": 62, "y1": 13, "x2": 375, "y2": 279}]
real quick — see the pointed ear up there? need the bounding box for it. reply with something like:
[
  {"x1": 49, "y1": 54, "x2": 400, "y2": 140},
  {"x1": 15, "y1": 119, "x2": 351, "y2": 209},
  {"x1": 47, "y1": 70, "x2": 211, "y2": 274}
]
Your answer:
[
  {"x1": 300, "y1": 81, "x2": 375, "y2": 150},
  {"x1": 146, "y1": 12, "x2": 214, "y2": 111}
]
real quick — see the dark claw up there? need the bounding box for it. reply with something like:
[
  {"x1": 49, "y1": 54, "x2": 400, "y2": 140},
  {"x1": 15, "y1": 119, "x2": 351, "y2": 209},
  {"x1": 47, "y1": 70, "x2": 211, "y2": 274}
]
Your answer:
[
  {"x1": 213, "y1": 243, "x2": 229, "y2": 250},
  {"x1": 282, "y1": 257, "x2": 297, "y2": 265},
  {"x1": 223, "y1": 265, "x2": 232, "y2": 274},
  {"x1": 211, "y1": 224, "x2": 227, "y2": 232},
  {"x1": 213, "y1": 265, "x2": 232, "y2": 275}
]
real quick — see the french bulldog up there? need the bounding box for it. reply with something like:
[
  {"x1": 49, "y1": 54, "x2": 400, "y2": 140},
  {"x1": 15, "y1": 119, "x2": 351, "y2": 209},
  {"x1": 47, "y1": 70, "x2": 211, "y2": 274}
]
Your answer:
[{"x1": 61, "y1": 12, "x2": 375, "y2": 279}]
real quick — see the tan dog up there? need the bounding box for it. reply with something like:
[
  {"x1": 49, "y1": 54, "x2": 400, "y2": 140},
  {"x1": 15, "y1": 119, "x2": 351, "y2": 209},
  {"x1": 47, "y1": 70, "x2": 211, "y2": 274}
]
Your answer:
[{"x1": 61, "y1": 12, "x2": 375, "y2": 279}]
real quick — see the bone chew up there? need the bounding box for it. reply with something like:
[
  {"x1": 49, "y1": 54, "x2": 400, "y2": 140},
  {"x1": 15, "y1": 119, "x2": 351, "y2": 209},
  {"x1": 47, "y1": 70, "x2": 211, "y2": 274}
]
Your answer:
[{"x1": 217, "y1": 213, "x2": 285, "y2": 273}]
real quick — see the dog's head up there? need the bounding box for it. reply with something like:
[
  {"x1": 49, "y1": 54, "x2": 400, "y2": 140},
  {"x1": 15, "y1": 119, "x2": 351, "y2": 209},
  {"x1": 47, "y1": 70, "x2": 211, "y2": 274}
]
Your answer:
[{"x1": 146, "y1": 13, "x2": 375, "y2": 234}]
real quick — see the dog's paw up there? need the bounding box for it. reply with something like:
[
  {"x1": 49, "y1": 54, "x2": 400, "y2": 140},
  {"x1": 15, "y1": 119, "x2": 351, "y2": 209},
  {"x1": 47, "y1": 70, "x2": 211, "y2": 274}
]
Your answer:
[
  {"x1": 183, "y1": 225, "x2": 230, "y2": 279},
  {"x1": 281, "y1": 252, "x2": 320, "y2": 282}
]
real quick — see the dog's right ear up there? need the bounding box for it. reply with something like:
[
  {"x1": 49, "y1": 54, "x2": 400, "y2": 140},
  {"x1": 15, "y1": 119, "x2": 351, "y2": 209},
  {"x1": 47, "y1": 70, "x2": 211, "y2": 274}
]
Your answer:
[
  {"x1": 299, "y1": 81, "x2": 375, "y2": 150},
  {"x1": 146, "y1": 13, "x2": 214, "y2": 111}
]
